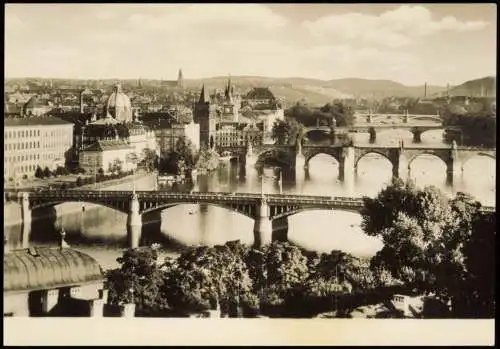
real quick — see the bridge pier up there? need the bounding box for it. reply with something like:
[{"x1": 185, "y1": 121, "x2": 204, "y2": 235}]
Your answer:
[
  {"x1": 446, "y1": 159, "x2": 462, "y2": 186},
  {"x1": 296, "y1": 152, "x2": 306, "y2": 181},
  {"x1": 272, "y1": 216, "x2": 289, "y2": 242},
  {"x1": 393, "y1": 152, "x2": 407, "y2": 181},
  {"x1": 339, "y1": 146, "x2": 355, "y2": 182},
  {"x1": 412, "y1": 130, "x2": 423, "y2": 143},
  {"x1": 126, "y1": 194, "x2": 142, "y2": 249},
  {"x1": 368, "y1": 128, "x2": 376, "y2": 144},
  {"x1": 20, "y1": 192, "x2": 31, "y2": 249},
  {"x1": 253, "y1": 199, "x2": 272, "y2": 248}
]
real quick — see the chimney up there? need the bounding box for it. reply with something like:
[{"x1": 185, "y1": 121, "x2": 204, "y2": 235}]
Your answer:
[
  {"x1": 424, "y1": 82, "x2": 427, "y2": 98},
  {"x1": 80, "y1": 91, "x2": 85, "y2": 114}
]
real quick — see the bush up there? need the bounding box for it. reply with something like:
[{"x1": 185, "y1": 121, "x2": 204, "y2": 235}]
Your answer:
[
  {"x1": 35, "y1": 166, "x2": 44, "y2": 179},
  {"x1": 60, "y1": 183, "x2": 67, "y2": 190},
  {"x1": 43, "y1": 167, "x2": 52, "y2": 178},
  {"x1": 76, "y1": 176, "x2": 83, "y2": 186}
]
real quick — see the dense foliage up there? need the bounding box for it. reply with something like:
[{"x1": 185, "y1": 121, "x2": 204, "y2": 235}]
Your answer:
[
  {"x1": 270, "y1": 118, "x2": 306, "y2": 145},
  {"x1": 160, "y1": 137, "x2": 197, "y2": 174},
  {"x1": 442, "y1": 108, "x2": 496, "y2": 147},
  {"x1": 195, "y1": 148, "x2": 220, "y2": 173},
  {"x1": 105, "y1": 181, "x2": 494, "y2": 318},
  {"x1": 285, "y1": 101, "x2": 355, "y2": 127},
  {"x1": 361, "y1": 178, "x2": 495, "y2": 317}
]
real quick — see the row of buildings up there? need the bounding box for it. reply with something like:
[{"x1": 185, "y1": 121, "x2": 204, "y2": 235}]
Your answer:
[{"x1": 4, "y1": 77, "x2": 284, "y2": 181}]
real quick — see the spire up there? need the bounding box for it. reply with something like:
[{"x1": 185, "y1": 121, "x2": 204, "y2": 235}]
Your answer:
[
  {"x1": 199, "y1": 84, "x2": 210, "y2": 104},
  {"x1": 225, "y1": 74, "x2": 233, "y2": 103},
  {"x1": 177, "y1": 69, "x2": 184, "y2": 89}
]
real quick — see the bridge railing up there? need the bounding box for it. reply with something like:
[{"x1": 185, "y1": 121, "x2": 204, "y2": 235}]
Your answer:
[{"x1": 12, "y1": 189, "x2": 496, "y2": 213}]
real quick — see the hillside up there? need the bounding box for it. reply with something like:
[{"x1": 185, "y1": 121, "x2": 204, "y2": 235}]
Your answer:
[
  {"x1": 183, "y1": 76, "x2": 447, "y2": 105},
  {"x1": 7, "y1": 76, "x2": 488, "y2": 107},
  {"x1": 448, "y1": 76, "x2": 496, "y2": 97}
]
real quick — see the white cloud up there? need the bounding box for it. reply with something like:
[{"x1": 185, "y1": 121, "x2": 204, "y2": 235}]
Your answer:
[
  {"x1": 127, "y1": 4, "x2": 287, "y2": 37},
  {"x1": 303, "y1": 5, "x2": 489, "y2": 48}
]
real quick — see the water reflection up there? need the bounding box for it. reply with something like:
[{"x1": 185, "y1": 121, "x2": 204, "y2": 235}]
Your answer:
[{"x1": 5, "y1": 132, "x2": 495, "y2": 269}]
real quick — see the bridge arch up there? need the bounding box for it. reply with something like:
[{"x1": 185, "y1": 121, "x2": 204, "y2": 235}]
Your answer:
[
  {"x1": 273, "y1": 206, "x2": 362, "y2": 220},
  {"x1": 304, "y1": 150, "x2": 342, "y2": 168},
  {"x1": 460, "y1": 152, "x2": 496, "y2": 168},
  {"x1": 354, "y1": 150, "x2": 395, "y2": 169},
  {"x1": 29, "y1": 200, "x2": 129, "y2": 214},
  {"x1": 405, "y1": 152, "x2": 449, "y2": 170},
  {"x1": 141, "y1": 201, "x2": 256, "y2": 220}
]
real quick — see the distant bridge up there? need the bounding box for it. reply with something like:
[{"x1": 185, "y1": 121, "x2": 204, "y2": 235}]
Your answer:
[
  {"x1": 217, "y1": 143, "x2": 496, "y2": 184},
  {"x1": 6, "y1": 190, "x2": 495, "y2": 250},
  {"x1": 304, "y1": 113, "x2": 445, "y2": 143}
]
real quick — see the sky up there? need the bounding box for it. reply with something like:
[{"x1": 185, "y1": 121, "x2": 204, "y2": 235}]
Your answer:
[{"x1": 4, "y1": 3, "x2": 497, "y2": 86}]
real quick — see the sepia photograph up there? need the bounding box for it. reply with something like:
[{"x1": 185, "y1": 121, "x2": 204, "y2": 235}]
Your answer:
[{"x1": 3, "y1": 3, "x2": 496, "y2": 346}]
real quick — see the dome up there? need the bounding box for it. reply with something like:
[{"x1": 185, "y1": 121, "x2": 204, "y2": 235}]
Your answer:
[
  {"x1": 106, "y1": 83, "x2": 133, "y2": 122},
  {"x1": 4, "y1": 247, "x2": 104, "y2": 294}
]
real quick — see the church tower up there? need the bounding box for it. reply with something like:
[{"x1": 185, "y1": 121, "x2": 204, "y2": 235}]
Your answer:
[
  {"x1": 194, "y1": 84, "x2": 216, "y2": 149},
  {"x1": 177, "y1": 69, "x2": 184, "y2": 89},
  {"x1": 222, "y1": 76, "x2": 239, "y2": 122}
]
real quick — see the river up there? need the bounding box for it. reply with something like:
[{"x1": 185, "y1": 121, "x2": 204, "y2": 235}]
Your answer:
[{"x1": 4, "y1": 130, "x2": 496, "y2": 270}]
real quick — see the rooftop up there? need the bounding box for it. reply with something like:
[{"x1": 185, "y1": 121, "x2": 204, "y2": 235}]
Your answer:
[
  {"x1": 4, "y1": 247, "x2": 104, "y2": 294},
  {"x1": 83, "y1": 139, "x2": 133, "y2": 152},
  {"x1": 245, "y1": 87, "x2": 276, "y2": 101},
  {"x1": 5, "y1": 116, "x2": 73, "y2": 127}
]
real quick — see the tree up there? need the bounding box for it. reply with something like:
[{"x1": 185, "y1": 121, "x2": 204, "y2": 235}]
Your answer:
[
  {"x1": 361, "y1": 179, "x2": 489, "y2": 316},
  {"x1": 55, "y1": 166, "x2": 66, "y2": 176},
  {"x1": 164, "y1": 241, "x2": 254, "y2": 315},
  {"x1": 35, "y1": 166, "x2": 44, "y2": 179},
  {"x1": 43, "y1": 166, "x2": 52, "y2": 178},
  {"x1": 458, "y1": 212, "x2": 496, "y2": 318},
  {"x1": 271, "y1": 119, "x2": 305, "y2": 145},
  {"x1": 246, "y1": 242, "x2": 309, "y2": 308},
  {"x1": 141, "y1": 148, "x2": 159, "y2": 173},
  {"x1": 76, "y1": 176, "x2": 83, "y2": 187},
  {"x1": 441, "y1": 107, "x2": 496, "y2": 147},
  {"x1": 319, "y1": 102, "x2": 355, "y2": 127},
  {"x1": 106, "y1": 247, "x2": 169, "y2": 316},
  {"x1": 195, "y1": 148, "x2": 219, "y2": 173}
]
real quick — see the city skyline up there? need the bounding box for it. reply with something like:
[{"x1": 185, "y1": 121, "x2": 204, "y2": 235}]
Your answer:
[{"x1": 5, "y1": 4, "x2": 497, "y2": 87}]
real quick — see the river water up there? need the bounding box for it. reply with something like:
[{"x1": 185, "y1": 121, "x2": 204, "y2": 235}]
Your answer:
[{"x1": 5, "y1": 130, "x2": 496, "y2": 270}]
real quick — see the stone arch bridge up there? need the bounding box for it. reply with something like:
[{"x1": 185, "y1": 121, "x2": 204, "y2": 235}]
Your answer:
[{"x1": 218, "y1": 143, "x2": 495, "y2": 184}]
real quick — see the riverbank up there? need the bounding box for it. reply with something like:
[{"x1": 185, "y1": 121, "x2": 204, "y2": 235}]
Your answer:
[{"x1": 3, "y1": 172, "x2": 157, "y2": 227}]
